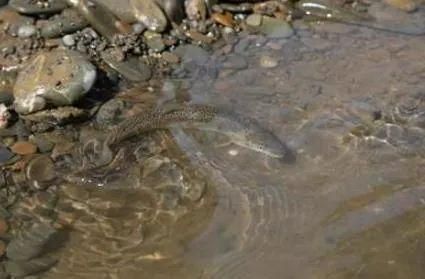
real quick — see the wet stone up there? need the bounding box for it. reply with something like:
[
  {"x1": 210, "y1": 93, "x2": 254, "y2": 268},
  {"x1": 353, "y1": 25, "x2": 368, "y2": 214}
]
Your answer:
[
  {"x1": 22, "y1": 106, "x2": 88, "y2": 125},
  {"x1": 13, "y1": 49, "x2": 96, "y2": 114},
  {"x1": 157, "y1": 0, "x2": 185, "y2": 23},
  {"x1": 211, "y1": 12, "x2": 235, "y2": 27},
  {"x1": 40, "y1": 8, "x2": 88, "y2": 38},
  {"x1": 0, "y1": 218, "x2": 8, "y2": 236},
  {"x1": 9, "y1": 0, "x2": 67, "y2": 15},
  {"x1": 10, "y1": 141, "x2": 37, "y2": 155},
  {"x1": 29, "y1": 134, "x2": 54, "y2": 153},
  {"x1": 96, "y1": 98, "x2": 126, "y2": 125},
  {"x1": 26, "y1": 155, "x2": 56, "y2": 183},
  {"x1": 174, "y1": 44, "x2": 210, "y2": 65},
  {"x1": 144, "y1": 31, "x2": 165, "y2": 52},
  {"x1": 6, "y1": 222, "x2": 58, "y2": 261},
  {"x1": 76, "y1": 0, "x2": 132, "y2": 41},
  {"x1": 185, "y1": 0, "x2": 206, "y2": 21},
  {"x1": 162, "y1": 51, "x2": 180, "y2": 63},
  {"x1": 17, "y1": 24, "x2": 36, "y2": 38},
  {"x1": 0, "y1": 104, "x2": 11, "y2": 129},
  {"x1": 5, "y1": 256, "x2": 57, "y2": 278},
  {"x1": 131, "y1": 0, "x2": 168, "y2": 32},
  {"x1": 259, "y1": 55, "x2": 278, "y2": 68},
  {"x1": 0, "y1": 69, "x2": 17, "y2": 106},
  {"x1": 101, "y1": 50, "x2": 152, "y2": 82},
  {"x1": 62, "y1": 34, "x2": 75, "y2": 46},
  {"x1": 0, "y1": 146, "x2": 14, "y2": 164},
  {"x1": 384, "y1": 0, "x2": 417, "y2": 12},
  {"x1": 0, "y1": 240, "x2": 5, "y2": 257},
  {"x1": 258, "y1": 16, "x2": 294, "y2": 38},
  {"x1": 222, "y1": 54, "x2": 248, "y2": 70},
  {"x1": 246, "y1": 13, "x2": 262, "y2": 26}
]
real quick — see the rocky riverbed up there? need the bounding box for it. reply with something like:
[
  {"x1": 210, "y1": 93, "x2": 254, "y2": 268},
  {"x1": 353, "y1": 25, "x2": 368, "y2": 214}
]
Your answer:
[{"x1": 0, "y1": 0, "x2": 424, "y2": 278}]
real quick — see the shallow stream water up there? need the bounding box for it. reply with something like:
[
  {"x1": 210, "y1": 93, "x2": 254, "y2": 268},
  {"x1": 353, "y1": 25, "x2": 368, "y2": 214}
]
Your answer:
[{"x1": 37, "y1": 17, "x2": 425, "y2": 279}]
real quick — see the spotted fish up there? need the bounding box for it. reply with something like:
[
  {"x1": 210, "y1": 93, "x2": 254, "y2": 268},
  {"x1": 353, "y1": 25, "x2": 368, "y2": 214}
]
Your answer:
[{"x1": 106, "y1": 104, "x2": 295, "y2": 163}]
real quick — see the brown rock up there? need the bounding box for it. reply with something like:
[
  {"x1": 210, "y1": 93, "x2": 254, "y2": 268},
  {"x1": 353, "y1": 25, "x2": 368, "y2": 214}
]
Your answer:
[
  {"x1": 11, "y1": 141, "x2": 37, "y2": 155},
  {"x1": 185, "y1": 0, "x2": 206, "y2": 21},
  {"x1": 0, "y1": 240, "x2": 5, "y2": 257},
  {"x1": 0, "y1": 218, "x2": 8, "y2": 236},
  {"x1": 384, "y1": 0, "x2": 417, "y2": 12},
  {"x1": 187, "y1": 30, "x2": 214, "y2": 44},
  {"x1": 162, "y1": 51, "x2": 180, "y2": 63},
  {"x1": 211, "y1": 12, "x2": 235, "y2": 27}
]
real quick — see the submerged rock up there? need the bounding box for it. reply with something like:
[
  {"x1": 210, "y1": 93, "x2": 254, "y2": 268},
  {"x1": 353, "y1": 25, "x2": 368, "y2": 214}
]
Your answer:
[
  {"x1": 13, "y1": 49, "x2": 96, "y2": 114},
  {"x1": 26, "y1": 155, "x2": 56, "y2": 186},
  {"x1": 95, "y1": 98, "x2": 125, "y2": 125},
  {"x1": 101, "y1": 50, "x2": 152, "y2": 82},
  {"x1": 6, "y1": 222, "x2": 58, "y2": 261},
  {"x1": 21, "y1": 106, "x2": 88, "y2": 125},
  {"x1": 384, "y1": 0, "x2": 417, "y2": 12},
  {"x1": 10, "y1": 141, "x2": 37, "y2": 155},
  {"x1": 5, "y1": 256, "x2": 57, "y2": 278},
  {"x1": 257, "y1": 15, "x2": 294, "y2": 38}
]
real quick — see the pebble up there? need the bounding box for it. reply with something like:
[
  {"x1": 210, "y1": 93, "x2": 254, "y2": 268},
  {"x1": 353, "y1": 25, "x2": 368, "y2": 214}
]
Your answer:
[
  {"x1": 162, "y1": 51, "x2": 180, "y2": 63},
  {"x1": 132, "y1": 22, "x2": 146, "y2": 34},
  {"x1": 211, "y1": 12, "x2": 235, "y2": 27},
  {"x1": 222, "y1": 54, "x2": 248, "y2": 70},
  {"x1": 0, "y1": 146, "x2": 14, "y2": 164},
  {"x1": 10, "y1": 141, "x2": 37, "y2": 155},
  {"x1": 101, "y1": 50, "x2": 152, "y2": 82},
  {"x1": 29, "y1": 134, "x2": 54, "y2": 153},
  {"x1": 13, "y1": 49, "x2": 97, "y2": 114},
  {"x1": 26, "y1": 155, "x2": 56, "y2": 183},
  {"x1": 185, "y1": 0, "x2": 207, "y2": 21},
  {"x1": 62, "y1": 34, "x2": 75, "y2": 46},
  {"x1": 130, "y1": 0, "x2": 168, "y2": 32},
  {"x1": 0, "y1": 69, "x2": 17, "y2": 106},
  {"x1": 144, "y1": 31, "x2": 165, "y2": 52},
  {"x1": 174, "y1": 44, "x2": 210, "y2": 65},
  {"x1": 246, "y1": 14, "x2": 262, "y2": 27},
  {"x1": 258, "y1": 16, "x2": 294, "y2": 38},
  {"x1": 0, "y1": 104, "x2": 10, "y2": 129},
  {"x1": 40, "y1": 8, "x2": 88, "y2": 38},
  {"x1": 95, "y1": 99, "x2": 126, "y2": 124},
  {"x1": 259, "y1": 55, "x2": 278, "y2": 68},
  {"x1": 9, "y1": 0, "x2": 67, "y2": 15},
  {"x1": 17, "y1": 24, "x2": 36, "y2": 38}
]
